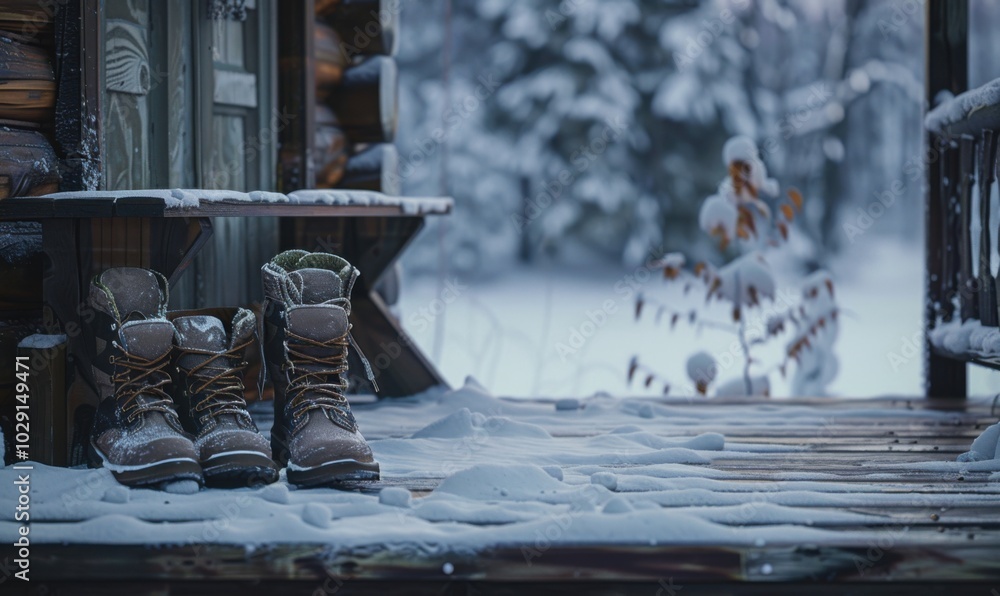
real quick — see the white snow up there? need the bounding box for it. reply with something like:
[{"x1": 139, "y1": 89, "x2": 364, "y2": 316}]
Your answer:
[
  {"x1": 686, "y1": 351, "x2": 717, "y2": 385},
  {"x1": 1, "y1": 382, "x2": 996, "y2": 550},
  {"x1": 929, "y1": 318, "x2": 1000, "y2": 357},
  {"x1": 715, "y1": 375, "x2": 770, "y2": 397},
  {"x1": 42, "y1": 189, "x2": 452, "y2": 215},
  {"x1": 713, "y1": 252, "x2": 776, "y2": 306},
  {"x1": 698, "y1": 194, "x2": 738, "y2": 241},
  {"x1": 722, "y1": 135, "x2": 758, "y2": 165},
  {"x1": 958, "y1": 422, "x2": 1000, "y2": 463},
  {"x1": 17, "y1": 334, "x2": 67, "y2": 350},
  {"x1": 925, "y1": 77, "x2": 1000, "y2": 134}
]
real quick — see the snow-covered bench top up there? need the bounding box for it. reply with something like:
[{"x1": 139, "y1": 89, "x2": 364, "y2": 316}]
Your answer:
[
  {"x1": 925, "y1": 77, "x2": 1000, "y2": 136},
  {"x1": 0, "y1": 189, "x2": 452, "y2": 219}
]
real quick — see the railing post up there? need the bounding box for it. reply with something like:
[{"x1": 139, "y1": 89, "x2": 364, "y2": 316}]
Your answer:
[{"x1": 925, "y1": 0, "x2": 968, "y2": 398}]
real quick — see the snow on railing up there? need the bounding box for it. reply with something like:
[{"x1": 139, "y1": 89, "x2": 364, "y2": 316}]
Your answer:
[
  {"x1": 926, "y1": 78, "x2": 1000, "y2": 136},
  {"x1": 925, "y1": 77, "x2": 1000, "y2": 365}
]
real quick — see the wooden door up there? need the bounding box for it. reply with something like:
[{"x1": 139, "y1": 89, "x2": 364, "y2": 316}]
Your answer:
[{"x1": 186, "y1": 0, "x2": 279, "y2": 308}]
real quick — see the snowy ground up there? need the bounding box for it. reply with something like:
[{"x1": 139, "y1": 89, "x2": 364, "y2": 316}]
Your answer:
[
  {"x1": 398, "y1": 237, "x2": 1000, "y2": 399},
  {"x1": 3, "y1": 381, "x2": 998, "y2": 549}
]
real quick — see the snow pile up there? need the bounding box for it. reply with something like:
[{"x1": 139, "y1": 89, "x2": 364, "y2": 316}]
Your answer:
[
  {"x1": 925, "y1": 78, "x2": 1000, "y2": 134},
  {"x1": 720, "y1": 135, "x2": 779, "y2": 200},
  {"x1": 712, "y1": 252, "x2": 776, "y2": 306},
  {"x1": 18, "y1": 334, "x2": 67, "y2": 350},
  {"x1": 698, "y1": 194, "x2": 738, "y2": 242},
  {"x1": 929, "y1": 318, "x2": 1000, "y2": 356},
  {"x1": 958, "y1": 423, "x2": 1000, "y2": 463},
  {"x1": 715, "y1": 375, "x2": 770, "y2": 397}
]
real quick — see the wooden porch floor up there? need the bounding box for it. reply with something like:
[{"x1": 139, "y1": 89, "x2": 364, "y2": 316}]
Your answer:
[{"x1": 5, "y1": 396, "x2": 1000, "y2": 594}]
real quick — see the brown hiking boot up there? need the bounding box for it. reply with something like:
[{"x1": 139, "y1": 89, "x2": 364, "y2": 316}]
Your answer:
[
  {"x1": 86, "y1": 268, "x2": 202, "y2": 490},
  {"x1": 170, "y1": 308, "x2": 278, "y2": 488},
  {"x1": 261, "y1": 250, "x2": 380, "y2": 487}
]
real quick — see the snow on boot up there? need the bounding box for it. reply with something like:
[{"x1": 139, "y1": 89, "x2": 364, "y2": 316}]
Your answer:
[
  {"x1": 261, "y1": 250, "x2": 380, "y2": 487},
  {"x1": 86, "y1": 268, "x2": 202, "y2": 489},
  {"x1": 171, "y1": 308, "x2": 278, "y2": 488}
]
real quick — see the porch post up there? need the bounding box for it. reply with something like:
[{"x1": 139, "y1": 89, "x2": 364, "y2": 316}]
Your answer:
[{"x1": 925, "y1": 0, "x2": 968, "y2": 397}]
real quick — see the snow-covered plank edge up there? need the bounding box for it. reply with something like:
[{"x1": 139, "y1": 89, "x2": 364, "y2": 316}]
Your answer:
[
  {"x1": 40, "y1": 189, "x2": 453, "y2": 215},
  {"x1": 928, "y1": 317, "x2": 1000, "y2": 363},
  {"x1": 925, "y1": 78, "x2": 1000, "y2": 135},
  {"x1": 287, "y1": 190, "x2": 452, "y2": 215}
]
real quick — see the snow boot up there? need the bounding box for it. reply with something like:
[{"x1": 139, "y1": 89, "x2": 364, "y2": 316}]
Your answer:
[
  {"x1": 170, "y1": 307, "x2": 278, "y2": 488},
  {"x1": 261, "y1": 250, "x2": 380, "y2": 487},
  {"x1": 86, "y1": 267, "x2": 202, "y2": 489}
]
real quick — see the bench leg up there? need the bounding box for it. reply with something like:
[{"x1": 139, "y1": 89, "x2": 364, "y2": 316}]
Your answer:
[
  {"x1": 279, "y1": 215, "x2": 448, "y2": 397},
  {"x1": 40, "y1": 217, "x2": 213, "y2": 464}
]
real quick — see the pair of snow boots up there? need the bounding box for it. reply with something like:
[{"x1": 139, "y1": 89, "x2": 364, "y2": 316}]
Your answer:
[{"x1": 85, "y1": 250, "x2": 379, "y2": 490}]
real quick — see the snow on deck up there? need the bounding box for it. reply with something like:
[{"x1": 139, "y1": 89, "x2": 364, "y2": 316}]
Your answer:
[{"x1": 2, "y1": 381, "x2": 998, "y2": 566}]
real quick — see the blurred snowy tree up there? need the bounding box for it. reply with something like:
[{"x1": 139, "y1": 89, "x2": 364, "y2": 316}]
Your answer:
[{"x1": 396, "y1": 0, "x2": 923, "y2": 276}]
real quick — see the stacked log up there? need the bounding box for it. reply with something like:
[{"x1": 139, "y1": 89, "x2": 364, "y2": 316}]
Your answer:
[
  {"x1": 314, "y1": 0, "x2": 399, "y2": 194},
  {"x1": 0, "y1": 6, "x2": 56, "y2": 451},
  {"x1": 0, "y1": 14, "x2": 58, "y2": 200}
]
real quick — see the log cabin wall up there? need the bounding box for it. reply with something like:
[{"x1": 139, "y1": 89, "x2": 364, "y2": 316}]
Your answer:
[
  {"x1": 0, "y1": 1, "x2": 59, "y2": 441},
  {"x1": 308, "y1": 0, "x2": 400, "y2": 196},
  {"x1": 0, "y1": 0, "x2": 405, "y2": 449}
]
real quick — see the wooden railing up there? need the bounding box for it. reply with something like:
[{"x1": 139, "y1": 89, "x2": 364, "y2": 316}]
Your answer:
[{"x1": 924, "y1": 0, "x2": 1000, "y2": 396}]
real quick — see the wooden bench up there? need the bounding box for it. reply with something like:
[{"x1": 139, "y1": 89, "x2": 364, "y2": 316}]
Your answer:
[{"x1": 0, "y1": 188, "x2": 451, "y2": 465}]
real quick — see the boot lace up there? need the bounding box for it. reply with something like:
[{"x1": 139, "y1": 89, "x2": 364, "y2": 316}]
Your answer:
[
  {"x1": 283, "y1": 327, "x2": 377, "y2": 419},
  {"x1": 179, "y1": 340, "x2": 253, "y2": 421},
  {"x1": 110, "y1": 344, "x2": 175, "y2": 424}
]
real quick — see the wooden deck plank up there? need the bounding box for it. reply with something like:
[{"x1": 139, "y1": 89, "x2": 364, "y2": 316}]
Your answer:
[{"x1": 7, "y1": 398, "x2": 998, "y2": 587}]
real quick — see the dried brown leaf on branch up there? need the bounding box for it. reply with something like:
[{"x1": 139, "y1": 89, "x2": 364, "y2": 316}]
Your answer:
[
  {"x1": 780, "y1": 203, "x2": 795, "y2": 221},
  {"x1": 788, "y1": 187, "x2": 803, "y2": 210}
]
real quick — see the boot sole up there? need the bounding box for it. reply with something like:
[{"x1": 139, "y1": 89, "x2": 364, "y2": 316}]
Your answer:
[
  {"x1": 286, "y1": 459, "x2": 381, "y2": 488},
  {"x1": 89, "y1": 441, "x2": 203, "y2": 488},
  {"x1": 202, "y1": 451, "x2": 279, "y2": 488}
]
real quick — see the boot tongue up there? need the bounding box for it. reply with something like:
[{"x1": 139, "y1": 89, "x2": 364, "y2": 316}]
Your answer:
[
  {"x1": 99, "y1": 267, "x2": 163, "y2": 319},
  {"x1": 287, "y1": 305, "x2": 349, "y2": 341},
  {"x1": 173, "y1": 316, "x2": 229, "y2": 369},
  {"x1": 291, "y1": 268, "x2": 343, "y2": 304},
  {"x1": 118, "y1": 319, "x2": 174, "y2": 360}
]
